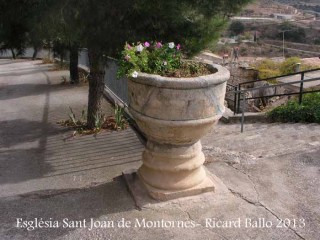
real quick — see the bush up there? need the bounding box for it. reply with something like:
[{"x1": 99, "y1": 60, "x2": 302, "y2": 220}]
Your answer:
[
  {"x1": 252, "y1": 57, "x2": 320, "y2": 80},
  {"x1": 240, "y1": 47, "x2": 247, "y2": 56},
  {"x1": 279, "y1": 57, "x2": 301, "y2": 75},
  {"x1": 267, "y1": 93, "x2": 320, "y2": 123},
  {"x1": 229, "y1": 21, "x2": 245, "y2": 36},
  {"x1": 277, "y1": 22, "x2": 306, "y2": 43},
  {"x1": 42, "y1": 57, "x2": 54, "y2": 64},
  {"x1": 301, "y1": 64, "x2": 320, "y2": 71},
  {"x1": 252, "y1": 59, "x2": 280, "y2": 79}
]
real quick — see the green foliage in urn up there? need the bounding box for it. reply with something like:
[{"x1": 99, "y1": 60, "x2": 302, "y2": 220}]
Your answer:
[
  {"x1": 117, "y1": 41, "x2": 214, "y2": 78},
  {"x1": 118, "y1": 41, "x2": 182, "y2": 78}
]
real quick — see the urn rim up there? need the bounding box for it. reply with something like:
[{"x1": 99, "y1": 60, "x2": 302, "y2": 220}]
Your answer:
[{"x1": 129, "y1": 63, "x2": 229, "y2": 89}]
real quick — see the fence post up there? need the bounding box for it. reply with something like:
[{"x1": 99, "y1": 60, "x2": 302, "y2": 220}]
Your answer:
[
  {"x1": 299, "y1": 72, "x2": 304, "y2": 105},
  {"x1": 237, "y1": 84, "x2": 241, "y2": 113},
  {"x1": 241, "y1": 91, "x2": 246, "y2": 133},
  {"x1": 233, "y1": 85, "x2": 237, "y2": 115}
]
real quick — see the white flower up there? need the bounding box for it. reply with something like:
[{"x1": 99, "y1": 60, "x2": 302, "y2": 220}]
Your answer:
[
  {"x1": 163, "y1": 61, "x2": 167, "y2": 66},
  {"x1": 168, "y1": 42, "x2": 175, "y2": 49},
  {"x1": 136, "y1": 44, "x2": 144, "y2": 52},
  {"x1": 131, "y1": 71, "x2": 138, "y2": 78}
]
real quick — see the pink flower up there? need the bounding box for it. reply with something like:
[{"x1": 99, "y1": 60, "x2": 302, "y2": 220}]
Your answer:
[
  {"x1": 126, "y1": 44, "x2": 132, "y2": 50},
  {"x1": 124, "y1": 55, "x2": 131, "y2": 61},
  {"x1": 156, "y1": 42, "x2": 162, "y2": 48},
  {"x1": 144, "y1": 42, "x2": 150, "y2": 47},
  {"x1": 177, "y1": 44, "x2": 181, "y2": 50}
]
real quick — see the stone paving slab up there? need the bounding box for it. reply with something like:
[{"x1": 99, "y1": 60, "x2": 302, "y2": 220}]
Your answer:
[
  {"x1": 0, "y1": 60, "x2": 143, "y2": 199},
  {"x1": 0, "y1": 60, "x2": 319, "y2": 240}
]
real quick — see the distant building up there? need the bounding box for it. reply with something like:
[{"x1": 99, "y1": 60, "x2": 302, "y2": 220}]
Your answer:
[
  {"x1": 273, "y1": 14, "x2": 293, "y2": 20},
  {"x1": 231, "y1": 16, "x2": 277, "y2": 23},
  {"x1": 218, "y1": 37, "x2": 237, "y2": 45}
]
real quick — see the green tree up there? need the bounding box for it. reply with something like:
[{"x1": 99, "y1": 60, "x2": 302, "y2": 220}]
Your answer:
[
  {"x1": 0, "y1": 0, "x2": 55, "y2": 59},
  {"x1": 2, "y1": 0, "x2": 252, "y2": 129},
  {"x1": 229, "y1": 21, "x2": 245, "y2": 36},
  {"x1": 0, "y1": 0, "x2": 31, "y2": 58},
  {"x1": 41, "y1": 0, "x2": 82, "y2": 83},
  {"x1": 277, "y1": 22, "x2": 306, "y2": 43},
  {"x1": 26, "y1": 0, "x2": 54, "y2": 60},
  {"x1": 74, "y1": 0, "x2": 253, "y2": 129}
]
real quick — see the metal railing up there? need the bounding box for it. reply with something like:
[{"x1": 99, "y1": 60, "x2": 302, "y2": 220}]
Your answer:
[
  {"x1": 228, "y1": 76, "x2": 320, "y2": 132},
  {"x1": 226, "y1": 68, "x2": 320, "y2": 115},
  {"x1": 104, "y1": 58, "x2": 129, "y2": 106},
  {"x1": 67, "y1": 50, "x2": 128, "y2": 107}
]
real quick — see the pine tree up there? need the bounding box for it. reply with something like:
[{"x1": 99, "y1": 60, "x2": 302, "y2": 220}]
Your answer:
[
  {"x1": 2, "y1": 0, "x2": 252, "y2": 129},
  {"x1": 75, "y1": 0, "x2": 253, "y2": 129}
]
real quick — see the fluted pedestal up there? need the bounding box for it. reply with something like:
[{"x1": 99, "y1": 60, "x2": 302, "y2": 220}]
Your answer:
[{"x1": 137, "y1": 140, "x2": 215, "y2": 200}]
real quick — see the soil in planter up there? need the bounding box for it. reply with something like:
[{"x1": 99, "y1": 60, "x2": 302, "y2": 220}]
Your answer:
[{"x1": 165, "y1": 61, "x2": 216, "y2": 78}]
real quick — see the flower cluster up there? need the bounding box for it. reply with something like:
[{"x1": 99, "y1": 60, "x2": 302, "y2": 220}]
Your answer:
[{"x1": 117, "y1": 41, "x2": 182, "y2": 78}]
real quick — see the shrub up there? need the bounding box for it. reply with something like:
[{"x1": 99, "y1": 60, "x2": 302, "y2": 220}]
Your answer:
[
  {"x1": 252, "y1": 59, "x2": 280, "y2": 79},
  {"x1": 243, "y1": 31, "x2": 252, "y2": 40},
  {"x1": 229, "y1": 21, "x2": 245, "y2": 36},
  {"x1": 252, "y1": 57, "x2": 320, "y2": 80},
  {"x1": 301, "y1": 64, "x2": 320, "y2": 71},
  {"x1": 257, "y1": 68, "x2": 280, "y2": 80},
  {"x1": 277, "y1": 22, "x2": 306, "y2": 43},
  {"x1": 42, "y1": 57, "x2": 54, "y2": 64},
  {"x1": 279, "y1": 57, "x2": 301, "y2": 75},
  {"x1": 267, "y1": 93, "x2": 320, "y2": 123},
  {"x1": 240, "y1": 47, "x2": 247, "y2": 56}
]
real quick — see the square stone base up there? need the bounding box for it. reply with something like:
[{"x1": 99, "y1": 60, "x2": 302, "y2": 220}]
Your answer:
[{"x1": 122, "y1": 168, "x2": 224, "y2": 207}]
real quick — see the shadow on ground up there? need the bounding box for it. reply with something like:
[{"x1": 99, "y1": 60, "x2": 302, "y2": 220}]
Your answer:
[
  {"x1": 0, "y1": 65, "x2": 52, "y2": 77},
  {"x1": 0, "y1": 62, "x2": 142, "y2": 185},
  {"x1": 0, "y1": 180, "x2": 136, "y2": 240},
  {"x1": 0, "y1": 83, "x2": 72, "y2": 101},
  {"x1": 0, "y1": 119, "x2": 142, "y2": 184},
  {"x1": 0, "y1": 119, "x2": 64, "y2": 148}
]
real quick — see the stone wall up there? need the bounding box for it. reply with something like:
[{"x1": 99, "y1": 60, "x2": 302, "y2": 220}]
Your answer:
[
  {"x1": 228, "y1": 64, "x2": 258, "y2": 87},
  {"x1": 225, "y1": 64, "x2": 258, "y2": 111}
]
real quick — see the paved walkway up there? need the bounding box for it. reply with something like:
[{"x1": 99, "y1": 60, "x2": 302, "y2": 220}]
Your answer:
[
  {"x1": 0, "y1": 60, "x2": 319, "y2": 240},
  {"x1": 277, "y1": 69, "x2": 320, "y2": 88}
]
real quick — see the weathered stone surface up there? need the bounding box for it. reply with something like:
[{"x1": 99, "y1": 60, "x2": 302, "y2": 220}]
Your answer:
[
  {"x1": 129, "y1": 64, "x2": 229, "y2": 121},
  {"x1": 122, "y1": 168, "x2": 228, "y2": 204},
  {"x1": 127, "y1": 63, "x2": 230, "y2": 199}
]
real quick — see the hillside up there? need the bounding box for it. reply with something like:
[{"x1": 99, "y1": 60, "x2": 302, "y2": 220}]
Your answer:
[{"x1": 242, "y1": 0, "x2": 299, "y2": 16}]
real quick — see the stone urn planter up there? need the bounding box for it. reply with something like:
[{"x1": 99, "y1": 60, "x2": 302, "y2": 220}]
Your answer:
[{"x1": 127, "y1": 62, "x2": 230, "y2": 200}]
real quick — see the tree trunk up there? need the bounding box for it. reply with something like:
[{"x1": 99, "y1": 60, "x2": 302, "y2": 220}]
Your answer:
[
  {"x1": 60, "y1": 53, "x2": 64, "y2": 68},
  {"x1": 87, "y1": 50, "x2": 105, "y2": 129},
  {"x1": 48, "y1": 42, "x2": 52, "y2": 60},
  {"x1": 69, "y1": 44, "x2": 79, "y2": 84},
  {"x1": 10, "y1": 48, "x2": 16, "y2": 59},
  {"x1": 32, "y1": 47, "x2": 38, "y2": 60}
]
